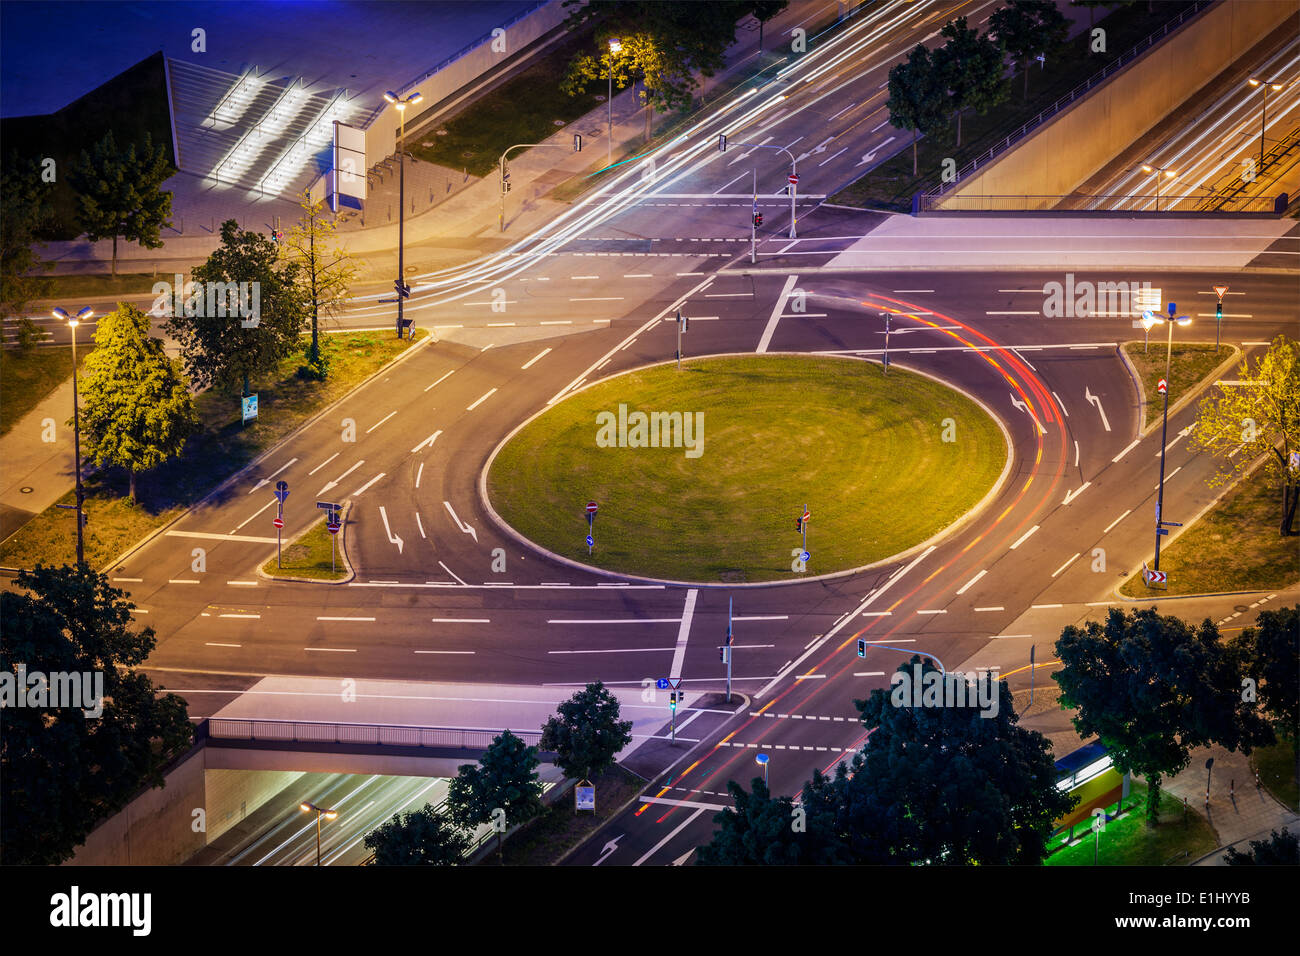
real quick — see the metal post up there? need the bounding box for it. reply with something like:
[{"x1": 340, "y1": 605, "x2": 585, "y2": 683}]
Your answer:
[
  {"x1": 883, "y1": 313, "x2": 891, "y2": 371},
  {"x1": 70, "y1": 323, "x2": 85, "y2": 566},
  {"x1": 802, "y1": 502, "x2": 808, "y2": 555},
  {"x1": 608, "y1": 65, "x2": 613, "y2": 166},
  {"x1": 277, "y1": 508, "x2": 282, "y2": 569},
  {"x1": 750, "y1": 168, "x2": 757, "y2": 264},
  {"x1": 499, "y1": 155, "x2": 506, "y2": 231},
  {"x1": 397, "y1": 108, "x2": 405, "y2": 339},
  {"x1": 1260, "y1": 84, "x2": 1268, "y2": 173},
  {"x1": 1154, "y1": 320, "x2": 1174, "y2": 572},
  {"x1": 315, "y1": 813, "x2": 322, "y2": 867},
  {"x1": 1029, "y1": 644, "x2": 1035, "y2": 706},
  {"x1": 726, "y1": 596, "x2": 733, "y2": 703},
  {"x1": 788, "y1": 166, "x2": 797, "y2": 239},
  {"x1": 676, "y1": 309, "x2": 683, "y2": 370}
]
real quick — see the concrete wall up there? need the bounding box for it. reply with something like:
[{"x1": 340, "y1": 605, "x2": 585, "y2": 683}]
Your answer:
[
  {"x1": 204, "y1": 768, "x2": 306, "y2": 844},
  {"x1": 943, "y1": 0, "x2": 1300, "y2": 207}
]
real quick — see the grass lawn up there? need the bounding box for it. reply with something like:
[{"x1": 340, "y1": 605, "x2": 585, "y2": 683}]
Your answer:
[
  {"x1": 1045, "y1": 785, "x2": 1216, "y2": 866},
  {"x1": 1122, "y1": 341, "x2": 1234, "y2": 426},
  {"x1": 260, "y1": 516, "x2": 347, "y2": 581},
  {"x1": 1252, "y1": 739, "x2": 1299, "y2": 812},
  {"x1": 489, "y1": 766, "x2": 646, "y2": 866},
  {"x1": 0, "y1": 343, "x2": 96, "y2": 437},
  {"x1": 1119, "y1": 461, "x2": 1299, "y2": 597},
  {"x1": 0, "y1": 331, "x2": 423, "y2": 570},
  {"x1": 488, "y1": 355, "x2": 1006, "y2": 582},
  {"x1": 39, "y1": 273, "x2": 161, "y2": 299},
  {"x1": 831, "y1": 2, "x2": 1197, "y2": 211}
]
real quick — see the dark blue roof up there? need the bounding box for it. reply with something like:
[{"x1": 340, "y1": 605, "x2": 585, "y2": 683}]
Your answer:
[{"x1": 1055, "y1": 739, "x2": 1108, "y2": 776}]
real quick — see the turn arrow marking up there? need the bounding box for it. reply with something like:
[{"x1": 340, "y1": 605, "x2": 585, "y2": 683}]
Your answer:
[
  {"x1": 593, "y1": 834, "x2": 623, "y2": 865},
  {"x1": 410, "y1": 429, "x2": 442, "y2": 454},
  {"x1": 856, "y1": 136, "x2": 896, "y2": 166},
  {"x1": 1084, "y1": 387, "x2": 1111, "y2": 432},
  {"x1": 378, "y1": 506, "x2": 404, "y2": 555},
  {"x1": 443, "y1": 501, "x2": 478, "y2": 543}
]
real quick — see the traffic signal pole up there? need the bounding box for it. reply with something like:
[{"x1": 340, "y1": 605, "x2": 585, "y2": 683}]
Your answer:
[{"x1": 750, "y1": 168, "x2": 757, "y2": 264}]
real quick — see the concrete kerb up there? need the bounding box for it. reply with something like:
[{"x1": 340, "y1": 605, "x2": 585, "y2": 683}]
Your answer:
[
  {"x1": 476, "y1": 351, "x2": 1016, "y2": 589},
  {"x1": 97, "y1": 329, "x2": 434, "y2": 575},
  {"x1": 253, "y1": 499, "x2": 355, "y2": 585},
  {"x1": 1117, "y1": 340, "x2": 1242, "y2": 438}
]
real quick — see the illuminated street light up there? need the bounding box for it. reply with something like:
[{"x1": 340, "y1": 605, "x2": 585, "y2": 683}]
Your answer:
[
  {"x1": 383, "y1": 89, "x2": 424, "y2": 340},
  {"x1": 607, "y1": 38, "x2": 622, "y2": 166},
  {"x1": 51, "y1": 306, "x2": 93, "y2": 565},
  {"x1": 1139, "y1": 163, "x2": 1177, "y2": 212},
  {"x1": 1141, "y1": 306, "x2": 1191, "y2": 577},
  {"x1": 1246, "y1": 76, "x2": 1285, "y2": 173},
  {"x1": 299, "y1": 802, "x2": 338, "y2": 867}
]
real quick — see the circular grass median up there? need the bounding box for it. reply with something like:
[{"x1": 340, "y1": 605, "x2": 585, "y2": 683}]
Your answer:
[{"x1": 487, "y1": 355, "x2": 1008, "y2": 583}]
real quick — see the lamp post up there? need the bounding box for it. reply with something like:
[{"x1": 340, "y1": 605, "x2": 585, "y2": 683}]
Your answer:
[
  {"x1": 1140, "y1": 163, "x2": 1177, "y2": 212},
  {"x1": 52, "y1": 306, "x2": 93, "y2": 566},
  {"x1": 383, "y1": 89, "x2": 424, "y2": 339},
  {"x1": 607, "y1": 37, "x2": 621, "y2": 166},
  {"x1": 299, "y1": 802, "x2": 338, "y2": 867},
  {"x1": 1141, "y1": 305, "x2": 1191, "y2": 574},
  {"x1": 1246, "y1": 77, "x2": 1284, "y2": 173},
  {"x1": 755, "y1": 752, "x2": 769, "y2": 787}
]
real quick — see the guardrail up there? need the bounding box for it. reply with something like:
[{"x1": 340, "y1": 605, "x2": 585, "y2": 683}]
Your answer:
[
  {"x1": 916, "y1": 192, "x2": 1279, "y2": 213},
  {"x1": 205, "y1": 717, "x2": 544, "y2": 750},
  {"x1": 927, "y1": 0, "x2": 1212, "y2": 198},
  {"x1": 203, "y1": 67, "x2": 260, "y2": 131}
]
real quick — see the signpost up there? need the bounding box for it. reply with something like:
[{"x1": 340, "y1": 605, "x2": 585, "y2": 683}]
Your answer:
[
  {"x1": 755, "y1": 752, "x2": 769, "y2": 786},
  {"x1": 242, "y1": 393, "x2": 258, "y2": 424},
  {"x1": 1213, "y1": 284, "x2": 1228, "y2": 351},
  {"x1": 273, "y1": 480, "x2": 289, "y2": 568},
  {"x1": 585, "y1": 500, "x2": 597, "y2": 554},
  {"x1": 882, "y1": 312, "x2": 891, "y2": 371},
  {"x1": 676, "y1": 310, "x2": 688, "y2": 370},
  {"x1": 318, "y1": 501, "x2": 343, "y2": 572},
  {"x1": 668, "y1": 678, "x2": 682, "y2": 744},
  {"x1": 723, "y1": 596, "x2": 734, "y2": 702},
  {"x1": 795, "y1": 504, "x2": 810, "y2": 565},
  {"x1": 575, "y1": 779, "x2": 596, "y2": 813},
  {"x1": 787, "y1": 172, "x2": 799, "y2": 239}
]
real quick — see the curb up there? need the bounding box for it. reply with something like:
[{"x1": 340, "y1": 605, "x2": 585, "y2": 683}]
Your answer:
[
  {"x1": 254, "y1": 500, "x2": 355, "y2": 585},
  {"x1": 476, "y1": 352, "x2": 1016, "y2": 589},
  {"x1": 1117, "y1": 341, "x2": 1242, "y2": 439}
]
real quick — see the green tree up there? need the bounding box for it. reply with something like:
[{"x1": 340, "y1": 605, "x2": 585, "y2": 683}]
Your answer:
[
  {"x1": 79, "y1": 302, "x2": 198, "y2": 502},
  {"x1": 1222, "y1": 828, "x2": 1299, "y2": 865},
  {"x1": 0, "y1": 564, "x2": 193, "y2": 865},
  {"x1": 165, "y1": 219, "x2": 308, "y2": 408},
  {"x1": 67, "y1": 130, "x2": 173, "y2": 277},
  {"x1": 1190, "y1": 335, "x2": 1300, "y2": 535},
  {"x1": 283, "y1": 190, "x2": 356, "y2": 378},
  {"x1": 837, "y1": 657, "x2": 1073, "y2": 864},
  {"x1": 1055, "y1": 607, "x2": 1273, "y2": 826},
  {"x1": 1232, "y1": 606, "x2": 1298, "y2": 788},
  {"x1": 886, "y1": 44, "x2": 949, "y2": 176},
  {"x1": 446, "y1": 730, "x2": 545, "y2": 860},
  {"x1": 935, "y1": 17, "x2": 1009, "y2": 147},
  {"x1": 363, "y1": 803, "x2": 471, "y2": 865},
  {"x1": 1, "y1": 153, "x2": 54, "y2": 337},
  {"x1": 988, "y1": 0, "x2": 1070, "y2": 97},
  {"x1": 539, "y1": 681, "x2": 633, "y2": 781},
  {"x1": 697, "y1": 774, "x2": 847, "y2": 865}
]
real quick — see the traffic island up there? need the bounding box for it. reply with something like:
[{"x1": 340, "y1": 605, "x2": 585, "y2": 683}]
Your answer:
[
  {"x1": 484, "y1": 354, "x2": 1009, "y2": 584},
  {"x1": 258, "y1": 509, "x2": 351, "y2": 583}
]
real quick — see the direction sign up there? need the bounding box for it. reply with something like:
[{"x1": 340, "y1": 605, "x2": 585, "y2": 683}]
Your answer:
[
  {"x1": 274, "y1": 480, "x2": 290, "y2": 503},
  {"x1": 788, "y1": 173, "x2": 799, "y2": 185},
  {"x1": 1144, "y1": 568, "x2": 1167, "y2": 585},
  {"x1": 273, "y1": 516, "x2": 284, "y2": 529},
  {"x1": 586, "y1": 501, "x2": 598, "y2": 515},
  {"x1": 585, "y1": 534, "x2": 594, "y2": 547},
  {"x1": 1157, "y1": 378, "x2": 1168, "y2": 394},
  {"x1": 801, "y1": 550, "x2": 811, "y2": 563},
  {"x1": 317, "y1": 501, "x2": 342, "y2": 512},
  {"x1": 656, "y1": 678, "x2": 670, "y2": 690},
  {"x1": 1213, "y1": 284, "x2": 1229, "y2": 299}
]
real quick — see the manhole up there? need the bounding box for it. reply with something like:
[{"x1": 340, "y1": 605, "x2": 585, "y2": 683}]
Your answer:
[
  {"x1": 553, "y1": 119, "x2": 566, "y2": 126},
  {"x1": 422, "y1": 141, "x2": 434, "y2": 147},
  {"x1": 461, "y1": 150, "x2": 475, "y2": 158},
  {"x1": 594, "y1": 94, "x2": 606, "y2": 102},
  {"x1": 19, "y1": 486, "x2": 33, "y2": 494}
]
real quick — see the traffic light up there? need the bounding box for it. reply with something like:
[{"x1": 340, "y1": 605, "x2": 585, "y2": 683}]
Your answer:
[
  {"x1": 718, "y1": 133, "x2": 727, "y2": 152},
  {"x1": 1216, "y1": 301, "x2": 1223, "y2": 321},
  {"x1": 857, "y1": 639, "x2": 866, "y2": 658},
  {"x1": 668, "y1": 691, "x2": 679, "y2": 710},
  {"x1": 269, "y1": 228, "x2": 283, "y2": 243},
  {"x1": 795, "y1": 515, "x2": 804, "y2": 533},
  {"x1": 753, "y1": 212, "x2": 763, "y2": 228},
  {"x1": 720, "y1": 646, "x2": 729, "y2": 663}
]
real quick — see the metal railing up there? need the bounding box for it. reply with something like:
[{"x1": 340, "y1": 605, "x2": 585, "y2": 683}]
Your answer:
[
  {"x1": 917, "y1": 192, "x2": 1278, "y2": 213},
  {"x1": 257, "y1": 88, "x2": 353, "y2": 198},
  {"x1": 927, "y1": 0, "x2": 1213, "y2": 197},
  {"x1": 211, "y1": 78, "x2": 303, "y2": 186},
  {"x1": 202, "y1": 67, "x2": 260, "y2": 130},
  {"x1": 206, "y1": 717, "x2": 544, "y2": 750}
]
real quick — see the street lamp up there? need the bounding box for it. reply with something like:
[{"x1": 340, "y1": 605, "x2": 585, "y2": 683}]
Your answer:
[
  {"x1": 1246, "y1": 77, "x2": 1285, "y2": 174},
  {"x1": 299, "y1": 802, "x2": 338, "y2": 867},
  {"x1": 755, "y1": 751, "x2": 769, "y2": 787},
  {"x1": 1141, "y1": 305, "x2": 1191, "y2": 576},
  {"x1": 52, "y1": 306, "x2": 93, "y2": 566},
  {"x1": 383, "y1": 88, "x2": 424, "y2": 340},
  {"x1": 607, "y1": 38, "x2": 622, "y2": 166},
  {"x1": 1140, "y1": 163, "x2": 1177, "y2": 212}
]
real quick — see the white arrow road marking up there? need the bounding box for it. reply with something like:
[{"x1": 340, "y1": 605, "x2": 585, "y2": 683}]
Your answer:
[
  {"x1": 318, "y1": 460, "x2": 363, "y2": 496},
  {"x1": 1084, "y1": 387, "x2": 1111, "y2": 432},
  {"x1": 352, "y1": 472, "x2": 385, "y2": 497},
  {"x1": 672, "y1": 849, "x2": 695, "y2": 866},
  {"x1": 443, "y1": 501, "x2": 478, "y2": 543},
  {"x1": 856, "y1": 135, "x2": 896, "y2": 166},
  {"x1": 1062, "y1": 482, "x2": 1091, "y2": 505},
  {"x1": 410, "y1": 429, "x2": 442, "y2": 454},
  {"x1": 1156, "y1": 425, "x2": 1193, "y2": 455},
  {"x1": 670, "y1": 589, "x2": 698, "y2": 679},
  {"x1": 379, "y1": 506, "x2": 403, "y2": 555},
  {"x1": 593, "y1": 834, "x2": 623, "y2": 866},
  {"x1": 250, "y1": 458, "x2": 298, "y2": 493},
  {"x1": 635, "y1": 808, "x2": 706, "y2": 866},
  {"x1": 1009, "y1": 393, "x2": 1047, "y2": 435}
]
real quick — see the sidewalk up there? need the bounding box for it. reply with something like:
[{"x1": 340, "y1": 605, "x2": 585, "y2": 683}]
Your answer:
[{"x1": 0, "y1": 377, "x2": 78, "y2": 546}]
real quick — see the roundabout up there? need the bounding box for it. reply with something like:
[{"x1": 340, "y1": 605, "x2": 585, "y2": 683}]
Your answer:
[{"x1": 485, "y1": 353, "x2": 1011, "y2": 583}]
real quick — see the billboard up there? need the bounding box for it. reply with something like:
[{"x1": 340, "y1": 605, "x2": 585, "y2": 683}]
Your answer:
[{"x1": 331, "y1": 120, "x2": 366, "y2": 211}]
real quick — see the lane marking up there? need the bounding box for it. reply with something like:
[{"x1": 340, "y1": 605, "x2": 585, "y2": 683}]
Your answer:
[
  {"x1": 549, "y1": 618, "x2": 681, "y2": 624},
  {"x1": 955, "y1": 569, "x2": 987, "y2": 595},
  {"x1": 424, "y1": 370, "x2": 455, "y2": 392},
  {"x1": 167, "y1": 529, "x2": 280, "y2": 544},
  {"x1": 317, "y1": 616, "x2": 376, "y2": 622},
  {"x1": 521, "y1": 347, "x2": 552, "y2": 370},
  {"x1": 1051, "y1": 553, "x2": 1081, "y2": 578},
  {"x1": 1111, "y1": 439, "x2": 1140, "y2": 463},
  {"x1": 352, "y1": 473, "x2": 386, "y2": 497},
  {"x1": 1009, "y1": 525, "x2": 1040, "y2": 550},
  {"x1": 756, "y1": 274, "x2": 799, "y2": 353},
  {"x1": 308, "y1": 453, "x2": 339, "y2": 476},
  {"x1": 670, "y1": 589, "x2": 699, "y2": 679},
  {"x1": 1103, "y1": 509, "x2": 1132, "y2": 534},
  {"x1": 974, "y1": 606, "x2": 1004, "y2": 612},
  {"x1": 467, "y1": 388, "x2": 498, "y2": 411},
  {"x1": 366, "y1": 411, "x2": 397, "y2": 434}
]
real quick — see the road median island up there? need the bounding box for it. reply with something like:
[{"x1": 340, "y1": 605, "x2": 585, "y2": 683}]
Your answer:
[
  {"x1": 486, "y1": 354, "x2": 1008, "y2": 584},
  {"x1": 1120, "y1": 340, "x2": 1238, "y2": 435},
  {"x1": 258, "y1": 508, "x2": 351, "y2": 583},
  {"x1": 0, "y1": 330, "x2": 425, "y2": 571}
]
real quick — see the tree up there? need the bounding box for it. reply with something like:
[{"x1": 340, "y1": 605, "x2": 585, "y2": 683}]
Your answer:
[
  {"x1": 835, "y1": 657, "x2": 1074, "y2": 864},
  {"x1": 67, "y1": 131, "x2": 173, "y2": 277},
  {"x1": 539, "y1": 681, "x2": 633, "y2": 781},
  {"x1": 446, "y1": 730, "x2": 545, "y2": 860},
  {"x1": 165, "y1": 219, "x2": 309, "y2": 408},
  {"x1": 363, "y1": 803, "x2": 470, "y2": 865},
  {"x1": 1232, "y1": 606, "x2": 1298, "y2": 789},
  {"x1": 935, "y1": 17, "x2": 1009, "y2": 147},
  {"x1": 1, "y1": 153, "x2": 54, "y2": 336},
  {"x1": 1055, "y1": 607, "x2": 1273, "y2": 826},
  {"x1": 696, "y1": 776, "x2": 847, "y2": 865},
  {"x1": 0, "y1": 564, "x2": 193, "y2": 865},
  {"x1": 1190, "y1": 335, "x2": 1300, "y2": 535},
  {"x1": 1223, "y1": 828, "x2": 1299, "y2": 866},
  {"x1": 886, "y1": 44, "x2": 949, "y2": 176},
  {"x1": 988, "y1": 0, "x2": 1070, "y2": 97},
  {"x1": 282, "y1": 190, "x2": 356, "y2": 378},
  {"x1": 79, "y1": 303, "x2": 198, "y2": 502}
]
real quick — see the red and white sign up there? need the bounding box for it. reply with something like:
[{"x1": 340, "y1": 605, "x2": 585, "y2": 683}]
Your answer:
[
  {"x1": 273, "y1": 517, "x2": 284, "y2": 529},
  {"x1": 1213, "y1": 284, "x2": 1229, "y2": 299},
  {"x1": 327, "y1": 522, "x2": 340, "y2": 536},
  {"x1": 1144, "y1": 568, "x2": 1167, "y2": 585},
  {"x1": 801, "y1": 510, "x2": 811, "y2": 521},
  {"x1": 585, "y1": 501, "x2": 598, "y2": 515},
  {"x1": 1157, "y1": 378, "x2": 1168, "y2": 394},
  {"x1": 788, "y1": 173, "x2": 800, "y2": 185}
]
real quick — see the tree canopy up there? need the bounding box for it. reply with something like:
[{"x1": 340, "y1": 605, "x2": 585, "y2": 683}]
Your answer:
[
  {"x1": 446, "y1": 730, "x2": 545, "y2": 858},
  {"x1": 886, "y1": 44, "x2": 950, "y2": 176},
  {"x1": 363, "y1": 803, "x2": 470, "y2": 865},
  {"x1": 988, "y1": 0, "x2": 1070, "y2": 97},
  {"x1": 67, "y1": 130, "x2": 173, "y2": 276},
  {"x1": 1, "y1": 152, "x2": 54, "y2": 333},
  {"x1": 936, "y1": 16, "x2": 1009, "y2": 147},
  {"x1": 539, "y1": 681, "x2": 633, "y2": 781}
]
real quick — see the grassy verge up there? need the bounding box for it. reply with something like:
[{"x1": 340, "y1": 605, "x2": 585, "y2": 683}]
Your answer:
[
  {"x1": 0, "y1": 343, "x2": 96, "y2": 437},
  {"x1": 38, "y1": 273, "x2": 161, "y2": 299},
  {"x1": 831, "y1": 2, "x2": 1197, "y2": 210},
  {"x1": 1045, "y1": 784, "x2": 1217, "y2": 865},
  {"x1": 488, "y1": 355, "x2": 1006, "y2": 582},
  {"x1": 1122, "y1": 341, "x2": 1233, "y2": 424},
  {"x1": 260, "y1": 516, "x2": 347, "y2": 581},
  {"x1": 0, "y1": 330, "x2": 423, "y2": 570},
  {"x1": 489, "y1": 766, "x2": 646, "y2": 866},
  {"x1": 1252, "y1": 739, "x2": 1299, "y2": 812},
  {"x1": 1119, "y1": 461, "x2": 1299, "y2": 597}
]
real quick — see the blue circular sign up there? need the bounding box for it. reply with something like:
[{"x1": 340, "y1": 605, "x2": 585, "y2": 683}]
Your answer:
[
  {"x1": 755, "y1": 753, "x2": 769, "y2": 765},
  {"x1": 586, "y1": 535, "x2": 594, "y2": 547},
  {"x1": 801, "y1": 550, "x2": 810, "y2": 563}
]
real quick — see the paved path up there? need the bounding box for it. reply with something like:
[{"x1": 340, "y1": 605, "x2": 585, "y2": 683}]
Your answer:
[{"x1": 0, "y1": 377, "x2": 78, "y2": 546}]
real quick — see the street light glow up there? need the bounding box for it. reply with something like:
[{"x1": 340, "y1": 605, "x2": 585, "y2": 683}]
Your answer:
[{"x1": 608, "y1": 37, "x2": 621, "y2": 53}]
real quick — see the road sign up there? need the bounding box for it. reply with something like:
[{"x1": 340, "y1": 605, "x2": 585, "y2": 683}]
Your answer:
[
  {"x1": 801, "y1": 510, "x2": 810, "y2": 522},
  {"x1": 755, "y1": 753, "x2": 769, "y2": 765},
  {"x1": 668, "y1": 677, "x2": 682, "y2": 690},
  {"x1": 273, "y1": 516, "x2": 284, "y2": 529},
  {"x1": 1144, "y1": 567, "x2": 1167, "y2": 585},
  {"x1": 656, "y1": 678, "x2": 670, "y2": 690},
  {"x1": 327, "y1": 521, "x2": 340, "y2": 535},
  {"x1": 586, "y1": 534, "x2": 594, "y2": 547},
  {"x1": 801, "y1": 550, "x2": 810, "y2": 563},
  {"x1": 317, "y1": 501, "x2": 342, "y2": 512},
  {"x1": 1157, "y1": 378, "x2": 1168, "y2": 394},
  {"x1": 788, "y1": 172, "x2": 799, "y2": 185},
  {"x1": 242, "y1": 394, "x2": 258, "y2": 423},
  {"x1": 1213, "y1": 285, "x2": 1229, "y2": 299},
  {"x1": 586, "y1": 501, "x2": 598, "y2": 515},
  {"x1": 575, "y1": 782, "x2": 596, "y2": 811}
]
